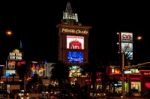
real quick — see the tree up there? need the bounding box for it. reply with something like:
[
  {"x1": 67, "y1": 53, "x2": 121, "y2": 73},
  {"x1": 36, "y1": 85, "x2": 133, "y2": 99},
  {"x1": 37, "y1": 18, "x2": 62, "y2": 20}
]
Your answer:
[
  {"x1": 26, "y1": 74, "x2": 42, "y2": 92},
  {"x1": 82, "y1": 63, "x2": 96, "y2": 89},
  {"x1": 16, "y1": 64, "x2": 27, "y2": 79},
  {"x1": 51, "y1": 61, "x2": 69, "y2": 87}
]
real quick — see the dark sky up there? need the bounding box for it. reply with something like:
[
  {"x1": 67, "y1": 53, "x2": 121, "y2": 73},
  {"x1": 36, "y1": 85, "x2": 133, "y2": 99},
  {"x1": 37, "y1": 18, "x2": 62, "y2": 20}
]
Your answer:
[{"x1": 0, "y1": 1, "x2": 150, "y2": 65}]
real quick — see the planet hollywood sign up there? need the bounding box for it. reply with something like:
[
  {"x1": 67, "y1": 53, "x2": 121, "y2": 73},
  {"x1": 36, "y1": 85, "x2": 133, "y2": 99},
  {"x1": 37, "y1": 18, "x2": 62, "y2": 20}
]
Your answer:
[{"x1": 61, "y1": 28, "x2": 88, "y2": 35}]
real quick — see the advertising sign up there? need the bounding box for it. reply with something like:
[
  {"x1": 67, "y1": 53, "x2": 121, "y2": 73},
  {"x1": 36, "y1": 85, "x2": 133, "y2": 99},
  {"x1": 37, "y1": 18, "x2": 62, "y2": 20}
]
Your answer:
[
  {"x1": 119, "y1": 32, "x2": 133, "y2": 60},
  {"x1": 121, "y1": 43, "x2": 133, "y2": 52},
  {"x1": 5, "y1": 70, "x2": 16, "y2": 77},
  {"x1": 31, "y1": 64, "x2": 45, "y2": 77},
  {"x1": 7, "y1": 60, "x2": 16, "y2": 69},
  {"x1": 67, "y1": 35, "x2": 84, "y2": 49},
  {"x1": 62, "y1": 28, "x2": 88, "y2": 35},
  {"x1": 67, "y1": 51, "x2": 84, "y2": 64},
  {"x1": 125, "y1": 51, "x2": 133, "y2": 60},
  {"x1": 121, "y1": 32, "x2": 133, "y2": 43},
  {"x1": 9, "y1": 49, "x2": 22, "y2": 60}
]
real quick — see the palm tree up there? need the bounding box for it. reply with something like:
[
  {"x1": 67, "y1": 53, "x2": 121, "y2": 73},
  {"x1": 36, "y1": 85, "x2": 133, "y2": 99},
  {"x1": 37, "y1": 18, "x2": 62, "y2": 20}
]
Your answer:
[
  {"x1": 82, "y1": 63, "x2": 96, "y2": 89},
  {"x1": 51, "y1": 61, "x2": 69, "y2": 87}
]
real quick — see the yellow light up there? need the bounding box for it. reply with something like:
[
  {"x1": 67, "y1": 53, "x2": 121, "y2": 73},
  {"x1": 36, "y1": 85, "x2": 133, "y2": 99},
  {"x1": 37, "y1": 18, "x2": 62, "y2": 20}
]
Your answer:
[
  {"x1": 6, "y1": 30, "x2": 13, "y2": 36},
  {"x1": 137, "y1": 36, "x2": 142, "y2": 41}
]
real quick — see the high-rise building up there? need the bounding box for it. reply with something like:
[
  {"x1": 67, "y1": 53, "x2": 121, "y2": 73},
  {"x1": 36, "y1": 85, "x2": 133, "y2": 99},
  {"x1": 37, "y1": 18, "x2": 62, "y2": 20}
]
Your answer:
[{"x1": 57, "y1": 2, "x2": 91, "y2": 84}]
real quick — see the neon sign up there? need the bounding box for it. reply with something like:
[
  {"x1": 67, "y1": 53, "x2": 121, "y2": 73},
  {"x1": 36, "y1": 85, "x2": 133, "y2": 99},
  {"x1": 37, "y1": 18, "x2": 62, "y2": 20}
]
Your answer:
[{"x1": 61, "y1": 28, "x2": 88, "y2": 35}]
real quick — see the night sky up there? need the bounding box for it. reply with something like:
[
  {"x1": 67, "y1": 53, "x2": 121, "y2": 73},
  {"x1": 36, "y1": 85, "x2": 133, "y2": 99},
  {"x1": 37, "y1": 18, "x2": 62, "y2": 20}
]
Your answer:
[{"x1": 0, "y1": 1, "x2": 150, "y2": 66}]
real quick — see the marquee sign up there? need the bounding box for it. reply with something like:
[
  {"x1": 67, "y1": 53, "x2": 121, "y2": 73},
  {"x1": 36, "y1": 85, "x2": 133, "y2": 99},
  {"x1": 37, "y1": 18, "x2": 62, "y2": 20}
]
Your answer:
[{"x1": 9, "y1": 49, "x2": 22, "y2": 60}]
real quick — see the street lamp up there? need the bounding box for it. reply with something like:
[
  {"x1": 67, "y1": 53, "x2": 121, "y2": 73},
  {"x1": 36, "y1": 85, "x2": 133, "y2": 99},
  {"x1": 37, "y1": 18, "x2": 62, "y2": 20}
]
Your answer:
[
  {"x1": 136, "y1": 36, "x2": 142, "y2": 41},
  {"x1": 5, "y1": 30, "x2": 13, "y2": 37}
]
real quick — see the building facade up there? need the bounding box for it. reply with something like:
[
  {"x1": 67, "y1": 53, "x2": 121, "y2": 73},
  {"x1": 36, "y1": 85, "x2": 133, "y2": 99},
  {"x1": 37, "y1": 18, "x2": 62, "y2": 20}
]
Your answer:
[{"x1": 57, "y1": 2, "x2": 91, "y2": 85}]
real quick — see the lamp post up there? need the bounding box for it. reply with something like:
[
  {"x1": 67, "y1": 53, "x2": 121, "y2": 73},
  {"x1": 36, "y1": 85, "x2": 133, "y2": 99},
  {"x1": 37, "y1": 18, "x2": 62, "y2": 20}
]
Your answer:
[
  {"x1": 121, "y1": 52, "x2": 125, "y2": 98},
  {"x1": 117, "y1": 32, "x2": 134, "y2": 98},
  {"x1": 6, "y1": 30, "x2": 13, "y2": 37}
]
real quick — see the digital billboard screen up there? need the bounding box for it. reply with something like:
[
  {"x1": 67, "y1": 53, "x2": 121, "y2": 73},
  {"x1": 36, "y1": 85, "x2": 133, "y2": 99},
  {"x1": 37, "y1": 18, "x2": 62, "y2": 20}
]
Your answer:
[
  {"x1": 66, "y1": 35, "x2": 84, "y2": 49},
  {"x1": 67, "y1": 51, "x2": 83, "y2": 64},
  {"x1": 121, "y1": 43, "x2": 133, "y2": 52},
  {"x1": 5, "y1": 70, "x2": 16, "y2": 77}
]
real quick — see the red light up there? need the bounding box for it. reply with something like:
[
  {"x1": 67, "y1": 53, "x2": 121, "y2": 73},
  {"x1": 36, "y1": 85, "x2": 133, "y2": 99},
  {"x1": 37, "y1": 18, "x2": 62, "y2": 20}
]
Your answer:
[{"x1": 145, "y1": 82, "x2": 150, "y2": 88}]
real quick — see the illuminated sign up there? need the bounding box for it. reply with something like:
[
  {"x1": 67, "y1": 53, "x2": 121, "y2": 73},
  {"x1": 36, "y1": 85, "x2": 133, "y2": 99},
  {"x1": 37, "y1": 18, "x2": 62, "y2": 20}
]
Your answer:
[
  {"x1": 67, "y1": 51, "x2": 84, "y2": 64},
  {"x1": 143, "y1": 72, "x2": 150, "y2": 75},
  {"x1": 67, "y1": 35, "x2": 84, "y2": 49},
  {"x1": 112, "y1": 68, "x2": 121, "y2": 74},
  {"x1": 31, "y1": 64, "x2": 46, "y2": 77},
  {"x1": 119, "y1": 32, "x2": 133, "y2": 60},
  {"x1": 7, "y1": 60, "x2": 16, "y2": 69},
  {"x1": 124, "y1": 70, "x2": 132, "y2": 74},
  {"x1": 125, "y1": 51, "x2": 133, "y2": 60},
  {"x1": 5, "y1": 70, "x2": 16, "y2": 77},
  {"x1": 69, "y1": 66, "x2": 82, "y2": 77},
  {"x1": 17, "y1": 61, "x2": 26, "y2": 66},
  {"x1": 130, "y1": 69, "x2": 139, "y2": 74},
  {"x1": 9, "y1": 49, "x2": 22, "y2": 60},
  {"x1": 61, "y1": 28, "x2": 88, "y2": 35},
  {"x1": 121, "y1": 43, "x2": 133, "y2": 52},
  {"x1": 121, "y1": 32, "x2": 133, "y2": 43}
]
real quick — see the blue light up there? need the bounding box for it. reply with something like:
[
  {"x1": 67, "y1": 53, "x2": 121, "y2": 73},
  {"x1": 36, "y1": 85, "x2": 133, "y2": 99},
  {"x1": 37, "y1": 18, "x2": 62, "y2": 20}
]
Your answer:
[{"x1": 68, "y1": 51, "x2": 83, "y2": 64}]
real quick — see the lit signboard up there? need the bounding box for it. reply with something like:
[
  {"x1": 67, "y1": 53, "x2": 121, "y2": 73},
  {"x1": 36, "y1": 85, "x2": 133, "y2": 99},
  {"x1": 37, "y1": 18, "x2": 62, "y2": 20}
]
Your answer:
[
  {"x1": 67, "y1": 35, "x2": 84, "y2": 49},
  {"x1": 7, "y1": 60, "x2": 16, "y2": 69},
  {"x1": 130, "y1": 69, "x2": 139, "y2": 74},
  {"x1": 121, "y1": 43, "x2": 133, "y2": 52},
  {"x1": 67, "y1": 51, "x2": 83, "y2": 64},
  {"x1": 119, "y1": 32, "x2": 133, "y2": 60},
  {"x1": 9, "y1": 49, "x2": 22, "y2": 60},
  {"x1": 69, "y1": 66, "x2": 82, "y2": 77},
  {"x1": 5, "y1": 70, "x2": 16, "y2": 77},
  {"x1": 112, "y1": 68, "x2": 121, "y2": 74},
  {"x1": 125, "y1": 52, "x2": 133, "y2": 60},
  {"x1": 61, "y1": 28, "x2": 88, "y2": 35},
  {"x1": 124, "y1": 70, "x2": 132, "y2": 74},
  {"x1": 31, "y1": 64, "x2": 46, "y2": 77},
  {"x1": 143, "y1": 72, "x2": 150, "y2": 75},
  {"x1": 121, "y1": 32, "x2": 133, "y2": 43}
]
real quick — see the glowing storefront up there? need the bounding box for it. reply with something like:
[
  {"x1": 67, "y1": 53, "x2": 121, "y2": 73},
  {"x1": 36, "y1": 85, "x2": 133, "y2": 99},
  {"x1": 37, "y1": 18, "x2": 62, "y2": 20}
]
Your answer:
[{"x1": 107, "y1": 66, "x2": 142, "y2": 96}]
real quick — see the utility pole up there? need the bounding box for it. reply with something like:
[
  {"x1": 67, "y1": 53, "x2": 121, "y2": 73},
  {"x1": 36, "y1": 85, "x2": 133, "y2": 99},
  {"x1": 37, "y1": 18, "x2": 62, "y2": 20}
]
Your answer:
[
  {"x1": 117, "y1": 32, "x2": 133, "y2": 98},
  {"x1": 121, "y1": 52, "x2": 125, "y2": 98}
]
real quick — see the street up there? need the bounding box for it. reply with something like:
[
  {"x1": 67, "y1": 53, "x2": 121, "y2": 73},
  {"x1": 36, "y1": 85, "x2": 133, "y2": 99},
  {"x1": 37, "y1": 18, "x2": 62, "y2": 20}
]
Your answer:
[{"x1": 106, "y1": 96, "x2": 149, "y2": 99}]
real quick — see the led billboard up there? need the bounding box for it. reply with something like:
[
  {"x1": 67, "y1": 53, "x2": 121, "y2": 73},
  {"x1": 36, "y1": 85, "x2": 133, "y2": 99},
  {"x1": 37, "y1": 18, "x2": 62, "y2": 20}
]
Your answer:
[
  {"x1": 67, "y1": 35, "x2": 84, "y2": 49},
  {"x1": 125, "y1": 51, "x2": 133, "y2": 60},
  {"x1": 69, "y1": 66, "x2": 82, "y2": 77},
  {"x1": 31, "y1": 64, "x2": 45, "y2": 77},
  {"x1": 121, "y1": 42, "x2": 133, "y2": 60},
  {"x1": 67, "y1": 51, "x2": 83, "y2": 64},
  {"x1": 121, "y1": 43, "x2": 133, "y2": 52},
  {"x1": 5, "y1": 70, "x2": 16, "y2": 77}
]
